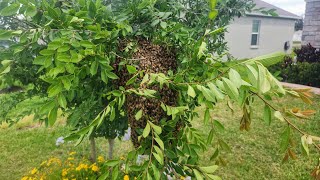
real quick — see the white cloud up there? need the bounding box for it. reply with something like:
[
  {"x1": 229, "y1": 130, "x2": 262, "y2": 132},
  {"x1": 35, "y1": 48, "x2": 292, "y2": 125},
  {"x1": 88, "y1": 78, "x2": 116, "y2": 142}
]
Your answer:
[{"x1": 263, "y1": 0, "x2": 306, "y2": 16}]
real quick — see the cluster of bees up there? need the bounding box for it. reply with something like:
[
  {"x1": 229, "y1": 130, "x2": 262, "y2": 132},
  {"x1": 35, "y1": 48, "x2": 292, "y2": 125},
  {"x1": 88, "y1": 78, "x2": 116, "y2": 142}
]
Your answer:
[{"x1": 115, "y1": 39, "x2": 178, "y2": 147}]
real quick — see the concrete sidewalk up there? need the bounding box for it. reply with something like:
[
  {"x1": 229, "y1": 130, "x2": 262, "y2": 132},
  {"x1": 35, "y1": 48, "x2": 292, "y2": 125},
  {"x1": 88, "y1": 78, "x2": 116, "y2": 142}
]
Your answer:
[{"x1": 281, "y1": 82, "x2": 320, "y2": 95}]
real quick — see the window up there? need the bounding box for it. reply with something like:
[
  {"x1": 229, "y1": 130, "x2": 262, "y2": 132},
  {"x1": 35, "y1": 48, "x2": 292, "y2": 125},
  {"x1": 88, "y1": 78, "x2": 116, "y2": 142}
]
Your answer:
[{"x1": 251, "y1": 20, "x2": 261, "y2": 47}]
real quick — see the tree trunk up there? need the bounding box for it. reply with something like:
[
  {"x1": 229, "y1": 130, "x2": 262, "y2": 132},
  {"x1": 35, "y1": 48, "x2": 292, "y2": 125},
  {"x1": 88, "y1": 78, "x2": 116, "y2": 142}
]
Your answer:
[
  {"x1": 108, "y1": 138, "x2": 115, "y2": 159},
  {"x1": 90, "y1": 137, "x2": 97, "y2": 163}
]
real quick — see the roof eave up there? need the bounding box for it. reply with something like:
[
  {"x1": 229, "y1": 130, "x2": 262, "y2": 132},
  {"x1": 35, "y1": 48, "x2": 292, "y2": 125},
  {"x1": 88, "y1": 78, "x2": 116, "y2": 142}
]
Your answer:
[{"x1": 246, "y1": 13, "x2": 301, "y2": 20}]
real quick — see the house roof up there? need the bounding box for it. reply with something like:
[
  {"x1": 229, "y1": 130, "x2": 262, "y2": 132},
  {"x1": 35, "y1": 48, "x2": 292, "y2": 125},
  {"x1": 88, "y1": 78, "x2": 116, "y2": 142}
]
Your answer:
[{"x1": 248, "y1": 0, "x2": 301, "y2": 20}]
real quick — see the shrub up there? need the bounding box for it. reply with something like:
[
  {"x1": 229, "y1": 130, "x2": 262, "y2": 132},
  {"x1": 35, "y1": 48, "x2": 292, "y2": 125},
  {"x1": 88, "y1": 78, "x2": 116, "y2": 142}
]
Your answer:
[
  {"x1": 268, "y1": 44, "x2": 320, "y2": 87},
  {"x1": 294, "y1": 43, "x2": 320, "y2": 63},
  {"x1": 269, "y1": 60, "x2": 320, "y2": 88}
]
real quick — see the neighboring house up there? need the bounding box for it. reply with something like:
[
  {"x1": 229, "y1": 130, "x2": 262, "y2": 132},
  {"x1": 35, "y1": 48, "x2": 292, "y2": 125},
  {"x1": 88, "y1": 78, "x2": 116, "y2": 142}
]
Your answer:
[
  {"x1": 225, "y1": 0, "x2": 300, "y2": 59},
  {"x1": 302, "y1": 0, "x2": 320, "y2": 48}
]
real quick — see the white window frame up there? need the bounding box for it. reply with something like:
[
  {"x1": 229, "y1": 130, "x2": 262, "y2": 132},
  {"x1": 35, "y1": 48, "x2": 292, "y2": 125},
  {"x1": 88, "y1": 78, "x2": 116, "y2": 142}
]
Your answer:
[{"x1": 251, "y1": 20, "x2": 261, "y2": 48}]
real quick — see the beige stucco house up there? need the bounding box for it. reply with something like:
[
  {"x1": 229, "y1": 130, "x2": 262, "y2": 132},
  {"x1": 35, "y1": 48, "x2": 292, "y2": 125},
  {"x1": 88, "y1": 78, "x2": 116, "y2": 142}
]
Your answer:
[{"x1": 225, "y1": 0, "x2": 300, "y2": 59}]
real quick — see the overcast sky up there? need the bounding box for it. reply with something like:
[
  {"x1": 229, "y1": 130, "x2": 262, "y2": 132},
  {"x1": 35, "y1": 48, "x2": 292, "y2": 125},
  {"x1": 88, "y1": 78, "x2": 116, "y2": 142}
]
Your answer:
[{"x1": 263, "y1": 0, "x2": 306, "y2": 16}]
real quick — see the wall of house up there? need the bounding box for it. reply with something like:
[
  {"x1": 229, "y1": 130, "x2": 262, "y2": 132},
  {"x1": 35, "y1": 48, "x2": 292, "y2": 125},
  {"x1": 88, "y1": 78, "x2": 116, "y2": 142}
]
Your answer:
[{"x1": 224, "y1": 16, "x2": 296, "y2": 59}]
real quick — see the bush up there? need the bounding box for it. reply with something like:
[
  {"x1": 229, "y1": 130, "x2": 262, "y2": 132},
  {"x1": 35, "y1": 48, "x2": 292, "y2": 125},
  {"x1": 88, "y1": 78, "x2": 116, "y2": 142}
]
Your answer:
[
  {"x1": 269, "y1": 44, "x2": 320, "y2": 87},
  {"x1": 294, "y1": 43, "x2": 320, "y2": 63},
  {"x1": 269, "y1": 60, "x2": 320, "y2": 88}
]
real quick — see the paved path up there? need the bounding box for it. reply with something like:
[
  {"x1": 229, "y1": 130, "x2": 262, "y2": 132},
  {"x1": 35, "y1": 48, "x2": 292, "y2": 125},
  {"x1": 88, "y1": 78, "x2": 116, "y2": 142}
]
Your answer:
[{"x1": 281, "y1": 82, "x2": 320, "y2": 95}]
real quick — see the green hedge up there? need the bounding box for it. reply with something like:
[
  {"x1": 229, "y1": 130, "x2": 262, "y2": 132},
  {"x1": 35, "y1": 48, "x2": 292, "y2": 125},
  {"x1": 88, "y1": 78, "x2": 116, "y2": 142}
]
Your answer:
[{"x1": 269, "y1": 62, "x2": 320, "y2": 88}]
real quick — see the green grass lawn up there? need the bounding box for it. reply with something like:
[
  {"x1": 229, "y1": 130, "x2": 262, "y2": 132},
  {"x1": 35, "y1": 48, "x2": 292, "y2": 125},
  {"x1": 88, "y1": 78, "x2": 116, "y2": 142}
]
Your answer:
[{"x1": 0, "y1": 95, "x2": 319, "y2": 180}]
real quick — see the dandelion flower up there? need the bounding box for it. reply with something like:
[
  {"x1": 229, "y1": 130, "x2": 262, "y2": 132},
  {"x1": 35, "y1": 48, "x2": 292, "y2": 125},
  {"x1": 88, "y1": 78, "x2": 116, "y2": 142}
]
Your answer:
[
  {"x1": 91, "y1": 164, "x2": 99, "y2": 172},
  {"x1": 97, "y1": 156, "x2": 105, "y2": 163},
  {"x1": 62, "y1": 168, "x2": 68, "y2": 176},
  {"x1": 31, "y1": 168, "x2": 38, "y2": 175},
  {"x1": 67, "y1": 157, "x2": 74, "y2": 161},
  {"x1": 124, "y1": 175, "x2": 129, "y2": 180},
  {"x1": 76, "y1": 163, "x2": 88, "y2": 171},
  {"x1": 69, "y1": 151, "x2": 76, "y2": 156}
]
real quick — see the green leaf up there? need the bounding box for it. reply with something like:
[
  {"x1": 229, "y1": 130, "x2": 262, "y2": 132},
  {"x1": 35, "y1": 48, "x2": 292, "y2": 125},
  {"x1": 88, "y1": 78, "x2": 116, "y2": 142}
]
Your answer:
[
  {"x1": 89, "y1": 0, "x2": 97, "y2": 18},
  {"x1": 80, "y1": 40, "x2": 94, "y2": 48},
  {"x1": 26, "y1": 5, "x2": 37, "y2": 17},
  {"x1": 48, "y1": 84, "x2": 63, "y2": 97},
  {"x1": 152, "y1": 152, "x2": 163, "y2": 165},
  {"x1": 204, "y1": 108, "x2": 210, "y2": 125},
  {"x1": 155, "y1": 137, "x2": 164, "y2": 150},
  {"x1": 48, "y1": 107, "x2": 58, "y2": 126},
  {"x1": 222, "y1": 78, "x2": 239, "y2": 101},
  {"x1": 229, "y1": 69, "x2": 242, "y2": 88},
  {"x1": 258, "y1": 65, "x2": 271, "y2": 94},
  {"x1": 263, "y1": 105, "x2": 272, "y2": 125},
  {"x1": 126, "y1": 65, "x2": 137, "y2": 74},
  {"x1": 90, "y1": 61, "x2": 98, "y2": 75},
  {"x1": 141, "y1": 74, "x2": 149, "y2": 85},
  {"x1": 48, "y1": 41, "x2": 63, "y2": 50},
  {"x1": 207, "y1": 83, "x2": 224, "y2": 100},
  {"x1": 57, "y1": 45, "x2": 70, "y2": 53},
  {"x1": 199, "y1": 165, "x2": 218, "y2": 174},
  {"x1": 209, "y1": 0, "x2": 217, "y2": 10},
  {"x1": 208, "y1": 9, "x2": 218, "y2": 20},
  {"x1": 188, "y1": 85, "x2": 196, "y2": 98},
  {"x1": 47, "y1": 7, "x2": 59, "y2": 19},
  {"x1": 219, "y1": 139, "x2": 231, "y2": 152},
  {"x1": 246, "y1": 65, "x2": 258, "y2": 87},
  {"x1": 135, "y1": 110, "x2": 143, "y2": 120},
  {"x1": 198, "y1": 41, "x2": 207, "y2": 59},
  {"x1": 207, "y1": 174, "x2": 222, "y2": 180},
  {"x1": 0, "y1": 3, "x2": 20, "y2": 16},
  {"x1": 111, "y1": 166, "x2": 119, "y2": 180},
  {"x1": 40, "y1": 49, "x2": 55, "y2": 56},
  {"x1": 280, "y1": 126, "x2": 290, "y2": 153},
  {"x1": 207, "y1": 129, "x2": 214, "y2": 145},
  {"x1": 152, "y1": 163, "x2": 161, "y2": 180},
  {"x1": 105, "y1": 71, "x2": 119, "y2": 79},
  {"x1": 193, "y1": 169, "x2": 204, "y2": 180},
  {"x1": 160, "y1": 21, "x2": 167, "y2": 29},
  {"x1": 142, "y1": 123, "x2": 151, "y2": 138},
  {"x1": 98, "y1": 171, "x2": 109, "y2": 180},
  {"x1": 197, "y1": 85, "x2": 216, "y2": 102},
  {"x1": 58, "y1": 93, "x2": 67, "y2": 109},
  {"x1": 149, "y1": 121, "x2": 162, "y2": 135},
  {"x1": 301, "y1": 135, "x2": 310, "y2": 156},
  {"x1": 105, "y1": 160, "x2": 120, "y2": 167},
  {"x1": 151, "y1": 19, "x2": 160, "y2": 27},
  {"x1": 213, "y1": 120, "x2": 224, "y2": 132},
  {"x1": 274, "y1": 111, "x2": 284, "y2": 122}
]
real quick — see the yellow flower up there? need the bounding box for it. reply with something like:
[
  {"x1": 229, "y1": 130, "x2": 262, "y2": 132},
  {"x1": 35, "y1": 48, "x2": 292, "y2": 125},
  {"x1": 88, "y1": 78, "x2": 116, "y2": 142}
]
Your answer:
[
  {"x1": 69, "y1": 151, "x2": 76, "y2": 156},
  {"x1": 31, "y1": 168, "x2": 38, "y2": 175},
  {"x1": 68, "y1": 157, "x2": 74, "y2": 161},
  {"x1": 62, "y1": 168, "x2": 68, "y2": 176},
  {"x1": 97, "y1": 156, "x2": 105, "y2": 163},
  {"x1": 76, "y1": 163, "x2": 88, "y2": 171},
  {"x1": 21, "y1": 177, "x2": 29, "y2": 180},
  {"x1": 180, "y1": 176, "x2": 185, "y2": 180},
  {"x1": 124, "y1": 175, "x2": 129, "y2": 180},
  {"x1": 91, "y1": 164, "x2": 99, "y2": 172},
  {"x1": 63, "y1": 179, "x2": 68, "y2": 180},
  {"x1": 120, "y1": 156, "x2": 126, "y2": 160}
]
